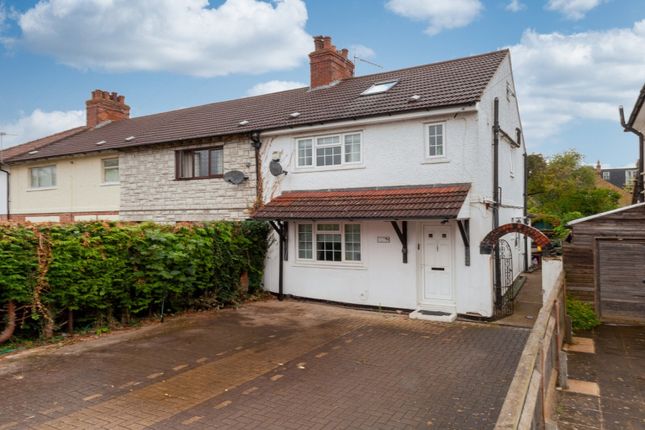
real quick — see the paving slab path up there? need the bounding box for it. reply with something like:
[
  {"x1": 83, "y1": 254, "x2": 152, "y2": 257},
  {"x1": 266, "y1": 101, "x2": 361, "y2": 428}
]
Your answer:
[
  {"x1": 0, "y1": 300, "x2": 528, "y2": 430},
  {"x1": 558, "y1": 325, "x2": 645, "y2": 430}
]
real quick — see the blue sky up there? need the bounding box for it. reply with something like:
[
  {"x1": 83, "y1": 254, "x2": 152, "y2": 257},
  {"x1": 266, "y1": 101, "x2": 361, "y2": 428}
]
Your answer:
[{"x1": 1, "y1": 0, "x2": 644, "y2": 168}]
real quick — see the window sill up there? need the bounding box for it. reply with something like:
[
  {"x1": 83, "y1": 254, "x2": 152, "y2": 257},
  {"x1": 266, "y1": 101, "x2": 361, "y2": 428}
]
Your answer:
[
  {"x1": 174, "y1": 175, "x2": 224, "y2": 181},
  {"x1": 421, "y1": 157, "x2": 450, "y2": 165},
  {"x1": 27, "y1": 187, "x2": 57, "y2": 192},
  {"x1": 293, "y1": 260, "x2": 366, "y2": 270},
  {"x1": 101, "y1": 182, "x2": 120, "y2": 187},
  {"x1": 293, "y1": 164, "x2": 366, "y2": 174}
]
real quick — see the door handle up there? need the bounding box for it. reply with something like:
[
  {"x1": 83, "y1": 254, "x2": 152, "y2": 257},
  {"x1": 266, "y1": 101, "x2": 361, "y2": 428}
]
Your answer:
[{"x1": 431, "y1": 267, "x2": 445, "y2": 271}]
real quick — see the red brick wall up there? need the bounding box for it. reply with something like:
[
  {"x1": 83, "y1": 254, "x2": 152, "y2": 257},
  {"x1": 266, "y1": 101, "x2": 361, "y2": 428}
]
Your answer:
[{"x1": 8, "y1": 211, "x2": 119, "y2": 223}]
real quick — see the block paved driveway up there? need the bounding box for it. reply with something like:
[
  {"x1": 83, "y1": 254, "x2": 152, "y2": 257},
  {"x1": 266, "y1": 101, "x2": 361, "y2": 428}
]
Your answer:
[{"x1": 0, "y1": 300, "x2": 528, "y2": 430}]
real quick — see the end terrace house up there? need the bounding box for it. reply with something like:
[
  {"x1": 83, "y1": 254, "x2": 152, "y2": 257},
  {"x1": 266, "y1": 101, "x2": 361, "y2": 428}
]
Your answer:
[{"x1": 253, "y1": 37, "x2": 529, "y2": 320}]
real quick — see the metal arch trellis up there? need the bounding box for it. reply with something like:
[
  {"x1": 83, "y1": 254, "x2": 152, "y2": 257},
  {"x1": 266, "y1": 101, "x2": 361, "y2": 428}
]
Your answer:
[{"x1": 494, "y1": 239, "x2": 514, "y2": 318}]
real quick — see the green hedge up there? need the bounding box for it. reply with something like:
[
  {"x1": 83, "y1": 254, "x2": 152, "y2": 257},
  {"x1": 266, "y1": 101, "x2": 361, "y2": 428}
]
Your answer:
[{"x1": 0, "y1": 221, "x2": 269, "y2": 341}]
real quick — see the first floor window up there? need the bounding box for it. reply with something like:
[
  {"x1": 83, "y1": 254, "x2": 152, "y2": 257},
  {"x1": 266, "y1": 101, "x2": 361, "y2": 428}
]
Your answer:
[
  {"x1": 297, "y1": 222, "x2": 361, "y2": 263},
  {"x1": 30, "y1": 165, "x2": 56, "y2": 188},
  {"x1": 296, "y1": 132, "x2": 362, "y2": 168},
  {"x1": 177, "y1": 147, "x2": 223, "y2": 179},
  {"x1": 602, "y1": 171, "x2": 610, "y2": 181},
  {"x1": 102, "y1": 158, "x2": 120, "y2": 183},
  {"x1": 427, "y1": 123, "x2": 445, "y2": 157}
]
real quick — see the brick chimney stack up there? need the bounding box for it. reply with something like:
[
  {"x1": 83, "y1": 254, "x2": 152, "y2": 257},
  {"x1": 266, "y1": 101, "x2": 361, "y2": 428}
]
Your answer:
[
  {"x1": 86, "y1": 90, "x2": 130, "y2": 128},
  {"x1": 309, "y1": 36, "x2": 354, "y2": 89}
]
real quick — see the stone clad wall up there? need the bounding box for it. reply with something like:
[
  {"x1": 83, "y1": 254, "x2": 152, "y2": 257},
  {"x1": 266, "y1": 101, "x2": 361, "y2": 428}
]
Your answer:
[{"x1": 119, "y1": 137, "x2": 257, "y2": 222}]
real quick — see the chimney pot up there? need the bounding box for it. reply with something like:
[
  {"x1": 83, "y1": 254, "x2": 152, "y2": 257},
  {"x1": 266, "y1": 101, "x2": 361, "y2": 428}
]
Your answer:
[
  {"x1": 309, "y1": 35, "x2": 354, "y2": 89},
  {"x1": 86, "y1": 89, "x2": 130, "y2": 128},
  {"x1": 313, "y1": 35, "x2": 325, "y2": 51}
]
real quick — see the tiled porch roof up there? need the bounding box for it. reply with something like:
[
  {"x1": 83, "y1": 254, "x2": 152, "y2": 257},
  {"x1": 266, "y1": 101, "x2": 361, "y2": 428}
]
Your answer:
[{"x1": 252, "y1": 184, "x2": 470, "y2": 220}]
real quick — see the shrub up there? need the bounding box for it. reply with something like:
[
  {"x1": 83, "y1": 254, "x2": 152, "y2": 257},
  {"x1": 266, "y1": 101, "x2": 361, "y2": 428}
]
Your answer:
[
  {"x1": 0, "y1": 221, "x2": 269, "y2": 342},
  {"x1": 566, "y1": 297, "x2": 600, "y2": 331}
]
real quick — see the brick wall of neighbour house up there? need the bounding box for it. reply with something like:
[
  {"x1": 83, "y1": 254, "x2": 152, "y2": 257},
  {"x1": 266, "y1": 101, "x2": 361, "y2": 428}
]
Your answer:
[
  {"x1": 119, "y1": 137, "x2": 258, "y2": 222},
  {"x1": 8, "y1": 211, "x2": 119, "y2": 223}
]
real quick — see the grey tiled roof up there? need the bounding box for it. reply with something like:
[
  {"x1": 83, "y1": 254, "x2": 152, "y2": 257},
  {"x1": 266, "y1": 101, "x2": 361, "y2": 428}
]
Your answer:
[{"x1": 8, "y1": 50, "x2": 508, "y2": 163}]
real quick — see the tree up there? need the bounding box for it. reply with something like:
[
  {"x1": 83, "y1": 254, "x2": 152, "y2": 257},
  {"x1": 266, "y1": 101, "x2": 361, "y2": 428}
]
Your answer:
[{"x1": 527, "y1": 150, "x2": 620, "y2": 235}]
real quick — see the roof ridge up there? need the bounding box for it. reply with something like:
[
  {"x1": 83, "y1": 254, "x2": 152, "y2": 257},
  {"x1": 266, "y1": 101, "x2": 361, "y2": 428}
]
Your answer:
[{"x1": 346, "y1": 49, "x2": 509, "y2": 81}]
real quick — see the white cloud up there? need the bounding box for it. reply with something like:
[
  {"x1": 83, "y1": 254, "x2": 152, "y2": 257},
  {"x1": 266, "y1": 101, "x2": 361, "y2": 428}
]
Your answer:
[
  {"x1": 506, "y1": 0, "x2": 525, "y2": 12},
  {"x1": 546, "y1": 0, "x2": 603, "y2": 20},
  {"x1": 385, "y1": 0, "x2": 483, "y2": 35},
  {"x1": 15, "y1": 0, "x2": 311, "y2": 77},
  {"x1": 247, "y1": 80, "x2": 305, "y2": 96},
  {"x1": 0, "y1": 109, "x2": 84, "y2": 149},
  {"x1": 508, "y1": 20, "x2": 645, "y2": 146}
]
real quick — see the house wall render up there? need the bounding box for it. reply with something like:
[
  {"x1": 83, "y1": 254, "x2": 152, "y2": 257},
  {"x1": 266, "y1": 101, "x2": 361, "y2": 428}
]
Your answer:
[{"x1": 9, "y1": 153, "x2": 120, "y2": 219}]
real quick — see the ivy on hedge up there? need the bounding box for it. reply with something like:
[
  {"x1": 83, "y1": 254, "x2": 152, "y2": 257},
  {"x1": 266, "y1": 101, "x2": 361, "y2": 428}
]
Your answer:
[{"x1": 0, "y1": 221, "x2": 269, "y2": 340}]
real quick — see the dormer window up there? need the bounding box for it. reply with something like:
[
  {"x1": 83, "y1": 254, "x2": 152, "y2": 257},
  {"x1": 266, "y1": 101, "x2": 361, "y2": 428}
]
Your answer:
[{"x1": 361, "y1": 80, "x2": 398, "y2": 96}]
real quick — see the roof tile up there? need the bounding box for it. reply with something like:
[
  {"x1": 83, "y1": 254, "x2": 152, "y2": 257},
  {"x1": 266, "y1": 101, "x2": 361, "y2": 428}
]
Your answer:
[{"x1": 252, "y1": 184, "x2": 471, "y2": 220}]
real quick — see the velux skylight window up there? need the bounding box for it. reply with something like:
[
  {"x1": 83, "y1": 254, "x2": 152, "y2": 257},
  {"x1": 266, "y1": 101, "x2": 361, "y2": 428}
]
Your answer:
[{"x1": 361, "y1": 80, "x2": 398, "y2": 96}]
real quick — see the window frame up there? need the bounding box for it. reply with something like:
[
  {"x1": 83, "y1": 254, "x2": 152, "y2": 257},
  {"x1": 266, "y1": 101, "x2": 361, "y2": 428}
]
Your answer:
[
  {"x1": 361, "y1": 80, "x2": 399, "y2": 96},
  {"x1": 425, "y1": 121, "x2": 447, "y2": 160},
  {"x1": 29, "y1": 165, "x2": 57, "y2": 189},
  {"x1": 101, "y1": 157, "x2": 120, "y2": 185},
  {"x1": 602, "y1": 171, "x2": 610, "y2": 181},
  {"x1": 295, "y1": 221, "x2": 363, "y2": 265},
  {"x1": 295, "y1": 131, "x2": 363, "y2": 170},
  {"x1": 175, "y1": 146, "x2": 224, "y2": 180}
]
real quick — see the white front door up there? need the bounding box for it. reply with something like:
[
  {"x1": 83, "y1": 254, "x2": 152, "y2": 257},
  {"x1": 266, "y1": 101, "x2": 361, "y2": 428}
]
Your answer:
[{"x1": 420, "y1": 224, "x2": 454, "y2": 306}]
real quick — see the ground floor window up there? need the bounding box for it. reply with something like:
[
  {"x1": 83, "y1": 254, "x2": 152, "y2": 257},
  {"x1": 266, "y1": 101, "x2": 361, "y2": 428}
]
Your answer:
[{"x1": 297, "y1": 222, "x2": 361, "y2": 263}]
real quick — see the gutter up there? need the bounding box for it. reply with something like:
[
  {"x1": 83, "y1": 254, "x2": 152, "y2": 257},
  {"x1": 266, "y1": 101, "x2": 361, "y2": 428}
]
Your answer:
[{"x1": 620, "y1": 106, "x2": 644, "y2": 203}]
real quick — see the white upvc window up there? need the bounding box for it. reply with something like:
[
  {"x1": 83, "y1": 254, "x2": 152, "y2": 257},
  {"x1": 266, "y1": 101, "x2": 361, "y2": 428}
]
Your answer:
[
  {"x1": 30, "y1": 165, "x2": 57, "y2": 189},
  {"x1": 602, "y1": 171, "x2": 610, "y2": 180},
  {"x1": 102, "y1": 158, "x2": 120, "y2": 184},
  {"x1": 297, "y1": 222, "x2": 362, "y2": 263},
  {"x1": 426, "y1": 122, "x2": 445, "y2": 158},
  {"x1": 296, "y1": 132, "x2": 362, "y2": 168}
]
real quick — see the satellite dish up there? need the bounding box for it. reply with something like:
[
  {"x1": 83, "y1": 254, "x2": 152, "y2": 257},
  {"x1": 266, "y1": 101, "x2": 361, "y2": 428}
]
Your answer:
[
  {"x1": 223, "y1": 170, "x2": 248, "y2": 185},
  {"x1": 269, "y1": 160, "x2": 288, "y2": 176}
]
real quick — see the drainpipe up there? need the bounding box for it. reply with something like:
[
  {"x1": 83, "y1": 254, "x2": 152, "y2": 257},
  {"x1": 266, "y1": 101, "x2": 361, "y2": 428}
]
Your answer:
[
  {"x1": 492, "y1": 98, "x2": 502, "y2": 309},
  {"x1": 620, "y1": 106, "x2": 644, "y2": 203},
  {"x1": 250, "y1": 131, "x2": 262, "y2": 205},
  {"x1": 0, "y1": 164, "x2": 9, "y2": 220},
  {"x1": 251, "y1": 132, "x2": 284, "y2": 300},
  {"x1": 521, "y1": 128, "x2": 529, "y2": 272}
]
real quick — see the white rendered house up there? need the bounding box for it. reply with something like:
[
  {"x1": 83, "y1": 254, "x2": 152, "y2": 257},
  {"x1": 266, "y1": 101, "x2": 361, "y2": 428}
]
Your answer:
[{"x1": 254, "y1": 37, "x2": 529, "y2": 320}]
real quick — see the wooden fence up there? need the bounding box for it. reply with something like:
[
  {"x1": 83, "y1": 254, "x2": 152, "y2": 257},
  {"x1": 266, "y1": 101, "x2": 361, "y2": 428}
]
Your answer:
[{"x1": 495, "y1": 261, "x2": 567, "y2": 430}]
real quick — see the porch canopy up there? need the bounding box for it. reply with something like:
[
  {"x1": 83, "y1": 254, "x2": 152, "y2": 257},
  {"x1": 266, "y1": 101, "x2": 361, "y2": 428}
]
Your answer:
[{"x1": 253, "y1": 183, "x2": 471, "y2": 264}]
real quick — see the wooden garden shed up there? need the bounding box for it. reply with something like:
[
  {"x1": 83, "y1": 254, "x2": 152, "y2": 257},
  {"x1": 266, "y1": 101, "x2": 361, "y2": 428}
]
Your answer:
[{"x1": 564, "y1": 203, "x2": 645, "y2": 323}]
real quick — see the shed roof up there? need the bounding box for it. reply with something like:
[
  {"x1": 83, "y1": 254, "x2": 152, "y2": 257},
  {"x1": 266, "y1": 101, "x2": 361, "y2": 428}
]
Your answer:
[
  {"x1": 567, "y1": 202, "x2": 645, "y2": 226},
  {"x1": 7, "y1": 50, "x2": 508, "y2": 163},
  {"x1": 252, "y1": 184, "x2": 471, "y2": 220}
]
